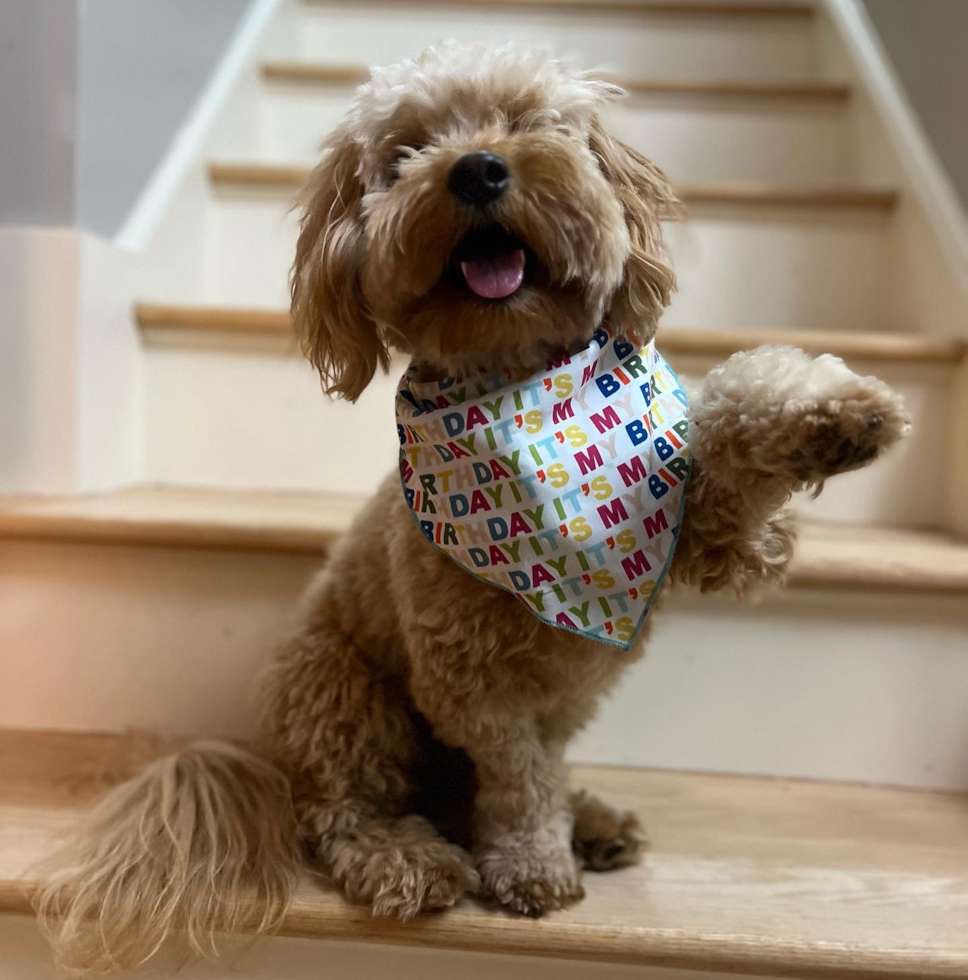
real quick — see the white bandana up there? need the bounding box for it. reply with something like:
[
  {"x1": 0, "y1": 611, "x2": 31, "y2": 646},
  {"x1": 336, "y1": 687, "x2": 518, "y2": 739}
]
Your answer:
[{"x1": 395, "y1": 325, "x2": 691, "y2": 649}]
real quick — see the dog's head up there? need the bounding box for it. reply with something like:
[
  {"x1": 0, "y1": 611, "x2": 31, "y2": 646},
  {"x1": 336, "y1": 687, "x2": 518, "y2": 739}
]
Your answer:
[{"x1": 291, "y1": 43, "x2": 678, "y2": 400}]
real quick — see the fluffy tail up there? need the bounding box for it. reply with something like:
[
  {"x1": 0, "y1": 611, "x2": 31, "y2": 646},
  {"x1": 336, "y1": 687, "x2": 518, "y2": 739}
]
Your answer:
[{"x1": 37, "y1": 741, "x2": 300, "y2": 975}]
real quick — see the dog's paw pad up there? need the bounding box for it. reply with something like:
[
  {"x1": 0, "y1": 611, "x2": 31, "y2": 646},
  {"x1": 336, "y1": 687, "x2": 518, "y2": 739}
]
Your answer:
[{"x1": 796, "y1": 403, "x2": 904, "y2": 479}]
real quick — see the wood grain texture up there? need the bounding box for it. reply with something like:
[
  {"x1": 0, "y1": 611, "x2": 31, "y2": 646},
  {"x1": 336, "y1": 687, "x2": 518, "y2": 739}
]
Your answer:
[
  {"x1": 2, "y1": 728, "x2": 967, "y2": 979},
  {"x1": 786, "y1": 523, "x2": 968, "y2": 593},
  {"x1": 134, "y1": 304, "x2": 966, "y2": 366},
  {"x1": 0, "y1": 487, "x2": 360, "y2": 554},
  {"x1": 207, "y1": 163, "x2": 898, "y2": 211},
  {"x1": 676, "y1": 182, "x2": 898, "y2": 210},
  {"x1": 301, "y1": 0, "x2": 815, "y2": 16},
  {"x1": 2, "y1": 488, "x2": 967, "y2": 593},
  {"x1": 261, "y1": 61, "x2": 850, "y2": 102},
  {"x1": 664, "y1": 326, "x2": 962, "y2": 363},
  {"x1": 135, "y1": 302, "x2": 293, "y2": 336},
  {"x1": 262, "y1": 61, "x2": 370, "y2": 85},
  {"x1": 612, "y1": 77, "x2": 850, "y2": 101},
  {"x1": 208, "y1": 162, "x2": 309, "y2": 189}
]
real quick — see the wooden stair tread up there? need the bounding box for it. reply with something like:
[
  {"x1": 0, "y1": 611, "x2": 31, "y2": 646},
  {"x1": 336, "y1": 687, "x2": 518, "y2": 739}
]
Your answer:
[
  {"x1": 2, "y1": 728, "x2": 966, "y2": 978},
  {"x1": 677, "y1": 182, "x2": 897, "y2": 209},
  {"x1": 209, "y1": 162, "x2": 310, "y2": 187},
  {"x1": 207, "y1": 162, "x2": 899, "y2": 210},
  {"x1": 137, "y1": 302, "x2": 295, "y2": 337},
  {"x1": 2, "y1": 487, "x2": 967, "y2": 593},
  {"x1": 262, "y1": 61, "x2": 850, "y2": 102},
  {"x1": 302, "y1": 0, "x2": 815, "y2": 17},
  {"x1": 0, "y1": 487, "x2": 359, "y2": 554},
  {"x1": 135, "y1": 304, "x2": 967, "y2": 366}
]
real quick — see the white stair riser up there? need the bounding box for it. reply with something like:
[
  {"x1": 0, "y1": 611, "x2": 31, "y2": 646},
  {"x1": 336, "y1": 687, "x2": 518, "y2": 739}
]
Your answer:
[
  {"x1": 142, "y1": 343, "x2": 948, "y2": 529},
  {"x1": 294, "y1": 3, "x2": 819, "y2": 81},
  {"x1": 3, "y1": 539, "x2": 966, "y2": 790},
  {"x1": 248, "y1": 85, "x2": 854, "y2": 187},
  {"x1": 196, "y1": 191, "x2": 897, "y2": 331},
  {"x1": 664, "y1": 212, "x2": 895, "y2": 330}
]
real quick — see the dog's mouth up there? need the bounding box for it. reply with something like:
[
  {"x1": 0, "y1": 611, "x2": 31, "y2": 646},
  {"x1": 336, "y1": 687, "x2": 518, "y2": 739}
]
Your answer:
[{"x1": 451, "y1": 225, "x2": 527, "y2": 300}]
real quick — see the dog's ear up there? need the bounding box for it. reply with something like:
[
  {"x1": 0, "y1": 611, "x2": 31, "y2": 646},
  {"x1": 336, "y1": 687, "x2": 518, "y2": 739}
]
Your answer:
[
  {"x1": 589, "y1": 117, "x2": 678, "y2": 340},
  {"x1": 290, "y1": 127, "x2": 390, "y2": 402}
]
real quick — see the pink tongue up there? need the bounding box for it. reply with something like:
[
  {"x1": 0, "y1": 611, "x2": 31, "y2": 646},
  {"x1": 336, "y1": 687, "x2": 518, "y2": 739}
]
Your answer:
[{"x1": 461, "y1": 249, "x2": 525, "y2": 299}]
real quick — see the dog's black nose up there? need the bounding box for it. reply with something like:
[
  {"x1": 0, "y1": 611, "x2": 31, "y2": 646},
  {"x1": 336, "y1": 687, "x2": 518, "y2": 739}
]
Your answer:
[{"x1": 448, "y1": 151, "x2": 509, "y2": 207}]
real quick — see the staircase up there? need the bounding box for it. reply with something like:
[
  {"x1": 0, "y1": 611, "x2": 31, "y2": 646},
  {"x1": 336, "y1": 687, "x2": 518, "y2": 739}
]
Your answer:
[{"x1": 2, "y1": 1, "x2": 967, "y2": 976}]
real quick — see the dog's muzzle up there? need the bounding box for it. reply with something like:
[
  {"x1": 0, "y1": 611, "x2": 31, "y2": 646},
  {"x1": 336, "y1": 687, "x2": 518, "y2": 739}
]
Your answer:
[{"x1": 448, "y1": 151, "x2": 509, "y2": 207}]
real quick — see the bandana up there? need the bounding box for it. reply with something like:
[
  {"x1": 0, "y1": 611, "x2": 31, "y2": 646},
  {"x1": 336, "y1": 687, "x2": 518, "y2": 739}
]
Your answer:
[{"x1": 395, "y1": 325, "x2": 690, "y2": 649}]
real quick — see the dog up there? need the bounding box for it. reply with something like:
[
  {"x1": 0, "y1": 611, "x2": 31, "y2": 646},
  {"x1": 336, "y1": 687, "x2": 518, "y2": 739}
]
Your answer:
[{"x1": 40, "y1": 43, "x2": 909, "y2": 973}]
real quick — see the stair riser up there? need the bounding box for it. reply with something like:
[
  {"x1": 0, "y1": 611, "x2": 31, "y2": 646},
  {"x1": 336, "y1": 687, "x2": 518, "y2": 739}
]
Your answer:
[
  {"x1": 249, "y1": 85, "x2": 854, "y2": 186},
  {"x1": 141, "y1": 343, "x2": 949, "y2": 529},
  {"x1": 4, "y1": 539, "x2": 967, "y2": 790},
  {"x1": 293, "y1": 2, "x2": 819, "y2": 81},
  {"x1": 198, "y1": 192, "x2": 898, "y2": 331}
]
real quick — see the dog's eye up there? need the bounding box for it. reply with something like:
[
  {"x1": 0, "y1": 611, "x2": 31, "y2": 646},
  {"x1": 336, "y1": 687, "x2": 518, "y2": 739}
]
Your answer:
[{"x1": 387, "y1": 143, "x2": 425, "y2": 186}]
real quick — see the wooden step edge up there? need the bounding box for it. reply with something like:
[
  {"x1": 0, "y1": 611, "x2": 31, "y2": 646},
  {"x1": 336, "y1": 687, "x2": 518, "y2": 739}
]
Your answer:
[
  {"x1": 0, "y1": 488, "x2": 361, "y2": 556},
  {"x1": 663, "y1": 326, "x2": 965, "y2": 365},
  {"x1": 619, "y1": 78, "x2": 850, "y2": 101},
  {"x1": 3, "y1": 729, "x2": 967, "y2": 980},
  {"x1": 135, "y1": 302, "x2": 293, "y2": 336},
  {"x1": 301, "y1": 0, "x2": 815, "y2": 17},
  {"x1": 206, "y1": 164, "x2": 899, "y2": 211},
  {"x1": 675, "y1": 182, "x2": 899, "y2": 211},
  {"x1": 262, "y1": 61, "x2": 370, "y2": 85},
  {"x1": 0, "y1": 509, "x2": 335, "y2": 555},
  {"x1": 261, "y1": 61, "x2": 850, "y2": 102},
  {"x1": 2, "y1": 882, "x2": 959, "y2": 980},
  {"x1": 208, "y1": 162, "x2": 310, "y2": 188},
  {"x1": 3, "y1": 490, "x2": 968, "y2": 594},
  {"x1": 133, "y1": 305, "x2": 967, "y2": 367},
  {"x1": 787, "y1": 523, "x2": 968, "y2": 595}
]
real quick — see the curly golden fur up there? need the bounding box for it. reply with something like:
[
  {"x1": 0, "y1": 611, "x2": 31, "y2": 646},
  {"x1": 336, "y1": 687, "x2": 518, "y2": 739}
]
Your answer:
[{"x1": 40, "y1": 43, "x2": 910, "y2": 972}]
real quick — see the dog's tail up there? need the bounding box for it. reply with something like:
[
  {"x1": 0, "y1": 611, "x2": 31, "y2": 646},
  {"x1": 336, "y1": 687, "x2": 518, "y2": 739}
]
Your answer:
[{"x1": 37, "y1": 741, "x2": 300, "y2": 975}]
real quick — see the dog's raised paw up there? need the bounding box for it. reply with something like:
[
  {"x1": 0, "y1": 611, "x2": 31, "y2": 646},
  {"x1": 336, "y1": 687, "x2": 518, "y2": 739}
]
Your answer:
[
  {"x1": 762, "y1": 354, "x2": 911, "y2": 484},
  {"x1": 787, "y1": 391, "x2": 909, "y2": 482}
]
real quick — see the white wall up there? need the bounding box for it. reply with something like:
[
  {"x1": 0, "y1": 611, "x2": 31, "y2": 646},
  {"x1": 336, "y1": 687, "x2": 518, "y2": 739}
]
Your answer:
[
  {"x1": 861, "y1": 0, "x2": 968, "y2": 209},
  {"x1": 76, "y1": 0, "x2": 252, "y2": 237},
  {"x1": 0, "y1": 0, "x2": 253, "y2": 236},
  {"x1": 0, "y1": 229, "x2": 80, "y2": 493},
  {"x1": 0, "y1": 2, "x2": 78, "y2": 225}
]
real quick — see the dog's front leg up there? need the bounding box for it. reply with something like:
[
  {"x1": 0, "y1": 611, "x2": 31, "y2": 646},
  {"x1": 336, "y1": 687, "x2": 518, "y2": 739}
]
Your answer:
[
  {"x1": 673, "y1": 344, "x2": 910, "y2": 594},
  {"x1": 414, "y1": 689, "x2": 584, "y2": 916},
  {"x1": 469, "y1": 716, "x2": 584, "y2": 916}
]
